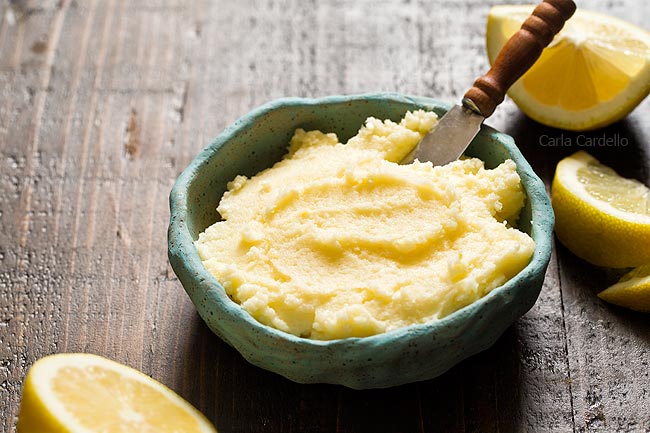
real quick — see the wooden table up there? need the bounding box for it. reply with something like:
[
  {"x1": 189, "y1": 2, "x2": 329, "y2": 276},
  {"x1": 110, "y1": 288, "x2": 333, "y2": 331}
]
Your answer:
[{"x1": 1, "y1": 1, "x2": 649, "y2": 432}]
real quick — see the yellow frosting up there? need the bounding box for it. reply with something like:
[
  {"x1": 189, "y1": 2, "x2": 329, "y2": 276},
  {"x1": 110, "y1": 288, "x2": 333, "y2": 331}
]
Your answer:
[{"x1": 196, "y1": 110, "x2": 534, "y2": 340}]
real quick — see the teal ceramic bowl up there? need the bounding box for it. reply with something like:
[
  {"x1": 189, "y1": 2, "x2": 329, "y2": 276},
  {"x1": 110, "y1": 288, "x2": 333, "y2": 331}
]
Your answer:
[{"x1": 168, "y1": 93, "x2": 554, "y2": 389}]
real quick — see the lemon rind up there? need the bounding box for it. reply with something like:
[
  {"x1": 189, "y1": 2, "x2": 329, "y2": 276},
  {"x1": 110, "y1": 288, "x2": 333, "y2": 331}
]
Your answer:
[{"x1": 598, "y1": 275, "x2": 650, "y2": 312}]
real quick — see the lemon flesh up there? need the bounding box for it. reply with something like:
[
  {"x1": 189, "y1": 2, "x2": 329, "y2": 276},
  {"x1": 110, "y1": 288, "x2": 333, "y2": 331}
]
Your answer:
[
  {"x1": 487, "y1": 6, "x2": 650, "y2": 130},
  {"x1": 551, "y1": 151, "x2": 650, "y2": 268},
  {"x1": 17, "y1": 353, "x2": 217, "y2": 433},
  {"x1": 598, "y1": 265, "x2": 650, "y2": 312}
]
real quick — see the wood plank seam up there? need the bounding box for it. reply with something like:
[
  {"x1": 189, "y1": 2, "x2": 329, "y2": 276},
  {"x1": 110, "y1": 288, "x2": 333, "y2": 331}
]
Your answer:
[{"x1": 556, "y1": 239, "x2": 578, "y2": 432}]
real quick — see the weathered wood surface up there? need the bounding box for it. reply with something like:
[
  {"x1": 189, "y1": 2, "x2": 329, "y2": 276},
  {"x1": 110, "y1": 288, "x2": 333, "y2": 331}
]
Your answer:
[{"x1": 1, "y1": 0, "x2": 649, "y2": 432}]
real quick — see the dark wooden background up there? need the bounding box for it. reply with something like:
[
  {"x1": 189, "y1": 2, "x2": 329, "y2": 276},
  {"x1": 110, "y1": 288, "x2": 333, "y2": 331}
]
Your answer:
[{"x1": 1, "y1": 0, "x2": 649, "y2": 432}]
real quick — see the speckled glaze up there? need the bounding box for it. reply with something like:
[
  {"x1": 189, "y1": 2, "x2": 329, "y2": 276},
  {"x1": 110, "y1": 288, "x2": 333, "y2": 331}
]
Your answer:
[{"x1": 167, "y1": 93, "x2": 554, "y2": 389}]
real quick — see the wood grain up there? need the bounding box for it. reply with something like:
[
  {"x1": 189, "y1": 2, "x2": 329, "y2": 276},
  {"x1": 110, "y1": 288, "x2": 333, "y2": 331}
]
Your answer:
[{"x1": 1, "y1": 1, "x2": 649, "y2": 432}]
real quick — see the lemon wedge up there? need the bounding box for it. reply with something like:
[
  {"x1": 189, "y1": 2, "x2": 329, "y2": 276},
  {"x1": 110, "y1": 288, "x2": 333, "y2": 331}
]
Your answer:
[
  {"x1": 487, "y1": 6, "x2": 650, "y2": 130},
  {"x1": 17, "y1": 353, "x2": 217, "y2": 433},
  {"x1": 552, "y1": 150, "x2": 650, "y2": 268},
  {"x1": 598, "y1": 265, "x2": 650, "y2": 312}
]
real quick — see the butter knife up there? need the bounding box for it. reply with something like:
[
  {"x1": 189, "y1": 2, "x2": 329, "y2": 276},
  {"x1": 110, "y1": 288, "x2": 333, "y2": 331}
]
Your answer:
[{"x1": 403, "y1": 0, "x2": 576, "y2": 166}]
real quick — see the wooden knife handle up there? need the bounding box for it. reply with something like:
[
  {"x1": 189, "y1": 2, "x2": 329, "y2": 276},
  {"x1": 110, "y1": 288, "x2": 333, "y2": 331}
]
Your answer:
[{"x1": 463, "y1": 0, "x2": 576, "y2": 117}]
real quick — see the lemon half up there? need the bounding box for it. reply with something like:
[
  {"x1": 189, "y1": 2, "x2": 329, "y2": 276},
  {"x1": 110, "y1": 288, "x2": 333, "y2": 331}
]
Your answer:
[
  {"x1": 552, "y1": 151, "x2": 650, "y2": 268},
  {"x1": 487, "y1": 6, "x2": 650, "y2": 130},
  {"x1": 17, "y1": 353, "x2": 218, "y2": 433}
]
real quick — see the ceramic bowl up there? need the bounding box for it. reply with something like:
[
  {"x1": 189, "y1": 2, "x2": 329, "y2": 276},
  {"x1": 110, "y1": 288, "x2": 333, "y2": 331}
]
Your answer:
[{"x1": 168, "y1": 93, "x2": 554, "y2": 389}]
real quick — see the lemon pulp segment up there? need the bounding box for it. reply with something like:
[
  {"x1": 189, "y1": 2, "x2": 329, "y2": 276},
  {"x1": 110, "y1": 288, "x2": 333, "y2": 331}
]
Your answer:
[
  {"x1": 577, "y1": 163, "x2": 650, "y2": 214},
  {"x1": 51, "y1": 367, "x2": 201, "y2": 432}
]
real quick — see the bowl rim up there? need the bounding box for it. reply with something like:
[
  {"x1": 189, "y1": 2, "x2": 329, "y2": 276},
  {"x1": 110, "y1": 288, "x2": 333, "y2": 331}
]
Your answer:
[{"x1": 168, "y1": 92, "x2": 554, "y2": 348}]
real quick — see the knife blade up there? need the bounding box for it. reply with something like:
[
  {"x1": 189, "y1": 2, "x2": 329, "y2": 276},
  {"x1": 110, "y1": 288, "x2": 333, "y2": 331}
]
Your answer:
[
  {"x1": 403, "y1": 0, "x2": 576, "y2": 166},
  {"x1": 402, "y1": 104, "x2": 484, "y2": 165}
]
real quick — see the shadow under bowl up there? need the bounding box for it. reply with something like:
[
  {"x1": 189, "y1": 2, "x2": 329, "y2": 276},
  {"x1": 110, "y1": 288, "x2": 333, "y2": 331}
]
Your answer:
[{"x1": 168, "y1": 93, "x2": 554, "y2": 389}]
